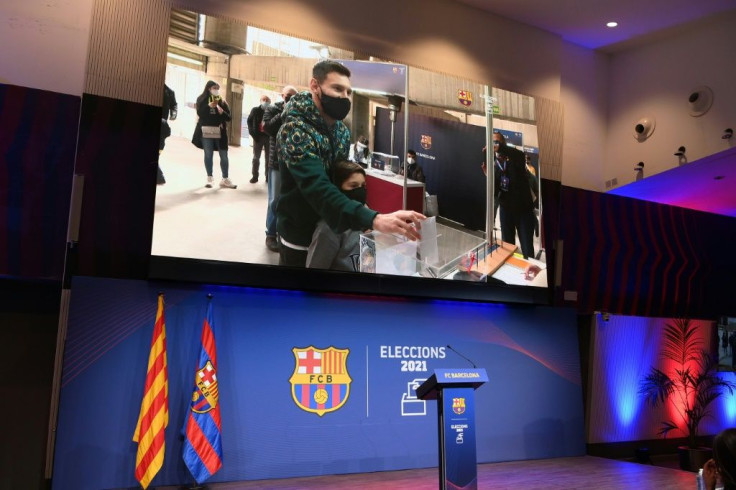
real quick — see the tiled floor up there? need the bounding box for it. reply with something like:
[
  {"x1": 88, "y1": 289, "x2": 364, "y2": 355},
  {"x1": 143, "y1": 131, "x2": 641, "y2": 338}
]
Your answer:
[{"x1": 153, "y1": 136, "x2": 279, "y2": 266}]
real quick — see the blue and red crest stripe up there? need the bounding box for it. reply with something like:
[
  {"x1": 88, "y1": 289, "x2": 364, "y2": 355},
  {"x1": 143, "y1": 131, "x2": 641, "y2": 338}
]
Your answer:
[
  {"x1": 295, "y1": 384, "x2": 347, "y2": 409},
  {"x1": 183, "y1": 301, "x2": 223, "y2": 484},
  {"x1": 200, "y1": 319, "x2": 217, "y2": 372},
  {"x1": 330, "y1": 384, "x2": 343, "y2": 408},
  {"x1": 192, "y1": 394, "x2": 213, "y2": 413},
  {"x1": 183, "y1": 412, "x2": 222, "y2": 480}
]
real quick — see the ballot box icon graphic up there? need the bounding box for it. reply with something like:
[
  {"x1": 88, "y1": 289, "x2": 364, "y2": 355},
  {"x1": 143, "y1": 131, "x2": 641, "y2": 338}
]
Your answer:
[{"x1": 401, "y1": 378, "x2": 427, "y2": 416}]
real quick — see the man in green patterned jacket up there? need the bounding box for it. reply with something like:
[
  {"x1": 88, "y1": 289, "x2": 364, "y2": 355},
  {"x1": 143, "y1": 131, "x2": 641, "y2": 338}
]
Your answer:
[{"x1": 277, "y1": 60, "x2": 425, "y2": 267}]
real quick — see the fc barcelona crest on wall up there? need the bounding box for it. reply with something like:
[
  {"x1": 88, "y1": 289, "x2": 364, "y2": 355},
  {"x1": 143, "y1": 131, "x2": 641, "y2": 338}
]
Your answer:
[
  {"x1": 420, "y1": 134, "x2": 432, "y2": 150},
  {"x1": 289, "y1": 346, "x2": 352, "y2": 416},
  {"x1": 458, "y1": 90, "x2": 472, "y2": 107},
  {"x1": 452, "y1": 397, "x2": 466, "y2": 415}
]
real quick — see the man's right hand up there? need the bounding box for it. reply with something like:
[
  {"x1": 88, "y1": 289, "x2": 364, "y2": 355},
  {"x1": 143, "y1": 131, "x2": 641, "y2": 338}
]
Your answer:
[{"x1": 372, "y1": 210, "x2": 426, "y2": 241}]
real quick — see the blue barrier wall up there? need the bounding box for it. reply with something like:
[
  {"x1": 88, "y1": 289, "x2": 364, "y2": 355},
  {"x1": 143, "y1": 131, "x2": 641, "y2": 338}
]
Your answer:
[{"x1": 53, "y1": 277, "x2": 584, "y2": 489}]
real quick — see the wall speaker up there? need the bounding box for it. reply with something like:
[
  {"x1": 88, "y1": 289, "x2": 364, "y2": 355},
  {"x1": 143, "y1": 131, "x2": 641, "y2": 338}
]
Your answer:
[
  {"x1": 633, "y1": 117, "x2": 655, "y2": 142},
  {"x1": 688, "y1": 86, "x2": 713, "y2": 117}
]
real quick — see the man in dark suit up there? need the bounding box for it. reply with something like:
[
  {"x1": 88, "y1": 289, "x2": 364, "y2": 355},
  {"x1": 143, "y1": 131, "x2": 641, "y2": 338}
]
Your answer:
[
  {"x1": 482, "y1": 132, "x2": 536, "y2": 258},
  {"x1": 400, "y1": 149, "x2": 425, "y2": 183},
  {"x1": 246, "y1": 95, "x2": 271, "y2": 183}
]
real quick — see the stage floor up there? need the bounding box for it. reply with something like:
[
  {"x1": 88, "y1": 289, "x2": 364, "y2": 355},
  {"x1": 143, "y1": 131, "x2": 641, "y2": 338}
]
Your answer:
[{"x1": 161, "y1": 456, "x2": 695, "y2": 489}]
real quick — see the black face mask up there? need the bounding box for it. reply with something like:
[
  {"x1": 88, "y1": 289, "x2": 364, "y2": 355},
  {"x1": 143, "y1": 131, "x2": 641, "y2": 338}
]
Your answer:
[
  {"x1": 319, "y1": 88, "x2": 351, "y2": 121},
  {"x1": 343, "y1": 186, "x2": 366, "y2": 205}
]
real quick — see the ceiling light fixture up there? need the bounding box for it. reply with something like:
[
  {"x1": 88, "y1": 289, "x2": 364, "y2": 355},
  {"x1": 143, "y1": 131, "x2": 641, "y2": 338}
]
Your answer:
[{"x1": 606, "y1": 21, "x2": 618, "y2": 28}]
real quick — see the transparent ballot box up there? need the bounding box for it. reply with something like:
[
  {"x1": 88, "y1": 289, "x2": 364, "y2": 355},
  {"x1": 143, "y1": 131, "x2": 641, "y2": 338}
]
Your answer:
[{"x1": 359, "y1": 221, "x2": 487, "y2": 279}]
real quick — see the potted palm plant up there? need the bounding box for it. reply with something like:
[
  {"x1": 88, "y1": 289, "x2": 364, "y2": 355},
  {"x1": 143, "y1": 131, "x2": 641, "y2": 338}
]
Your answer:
[{"x1": 639, "y1": 318, "x2": 736, "y2": 471}]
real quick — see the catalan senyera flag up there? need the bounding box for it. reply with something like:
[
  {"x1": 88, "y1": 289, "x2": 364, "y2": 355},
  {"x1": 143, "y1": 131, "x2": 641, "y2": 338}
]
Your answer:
[
  {"x1": 183, "y1": 299, "x2": 223, "y2": 483},
  {"x1": 133, "y1": 294, "x2": 169, "y2": 489}
]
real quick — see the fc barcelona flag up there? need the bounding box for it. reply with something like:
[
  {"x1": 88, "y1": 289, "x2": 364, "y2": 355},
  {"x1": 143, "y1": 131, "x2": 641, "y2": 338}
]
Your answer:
[
  {"x1": 133, "y1": 294, "x2": 168, "y2": 489},
  {"x1": 183, "y1": 298, "x2": 223, "y2": 483}
]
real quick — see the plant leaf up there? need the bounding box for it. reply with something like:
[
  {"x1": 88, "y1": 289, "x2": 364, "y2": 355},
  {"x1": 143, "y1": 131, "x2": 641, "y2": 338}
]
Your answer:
[
  {"x1": 639, "y1": 368, "x2": 675, "y2": 407},
  {"x1": 658, "y1": 421, "x2": 679, "y2": 438}
]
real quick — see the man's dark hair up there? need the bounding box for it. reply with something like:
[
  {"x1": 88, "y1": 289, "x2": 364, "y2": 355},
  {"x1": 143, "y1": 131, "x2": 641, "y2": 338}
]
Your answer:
[
  {"x1": 492, "y1": 131, "x2": 506, "y2": 143},
  {"x1": 407, "y1": 149, "x2": 417, "y2": 157},
  {"x1": 313, "y1": 60, "x2": 351, "y2": 83}
]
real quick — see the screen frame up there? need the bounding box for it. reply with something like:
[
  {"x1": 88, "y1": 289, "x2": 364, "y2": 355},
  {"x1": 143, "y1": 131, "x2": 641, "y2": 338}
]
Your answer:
[
  {"x1": 148, "y1": 254, "x2": 552, "y2": 304},
  {"x1": 150, "y1": 15, "x2": 556, "y2": 306}
]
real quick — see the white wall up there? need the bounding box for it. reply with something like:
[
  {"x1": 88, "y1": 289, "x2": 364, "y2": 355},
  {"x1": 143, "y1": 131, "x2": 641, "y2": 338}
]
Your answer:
[
  {"x1": 6, "y1": 0, "x2": 734, "y2": 193},
  {"x1": 174, "y1": 0, "x2": 563, "y2": 101},
  {"x1": 603, "y1": 11, "x2": 736, "y2": 188},
  {"x1": 0, "y1": 0, "x2": 94, "y2": 96},
  {"x1": 560, "y1": 42, "x2": 610, "y2": 190}
]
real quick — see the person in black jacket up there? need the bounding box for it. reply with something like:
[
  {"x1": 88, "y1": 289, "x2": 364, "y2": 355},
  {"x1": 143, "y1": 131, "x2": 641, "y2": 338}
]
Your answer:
[
  {"x1": 262, "y1": 85, "x2": 298, "y2": 252},
  {"x1": 482, "y1": 132, "x2": 535, "y2": 258},
  {"x1": 246, "y1": 95, "x2": 271, "y2": 183},
  {"x1": 158, "y1": 84, "x2": 177, "y2": 185},
  {"x1": 192, "y1": 80, "x2": 236, "y2": 189},
  {"x1": 400, "y1": 149, "x2": 425, "y2": 183}
]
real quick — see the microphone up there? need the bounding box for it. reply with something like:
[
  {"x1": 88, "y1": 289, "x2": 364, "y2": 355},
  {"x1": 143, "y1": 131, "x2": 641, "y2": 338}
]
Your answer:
[{"x1": 446, "y1": 344, "x2": 477, "y2": 368}]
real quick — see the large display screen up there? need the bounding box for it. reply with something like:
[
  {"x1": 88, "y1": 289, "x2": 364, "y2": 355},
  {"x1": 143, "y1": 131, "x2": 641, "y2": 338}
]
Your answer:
[
  {"x1": 718, "y1": 317, "x2": 736, "y2": 372},
  {"x1": 150, "y1": 14, "x2": 550, "y2": 303}
]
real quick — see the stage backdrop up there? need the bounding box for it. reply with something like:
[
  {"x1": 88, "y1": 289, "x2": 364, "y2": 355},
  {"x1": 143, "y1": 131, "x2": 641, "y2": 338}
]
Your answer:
[{"x1": 53, "y1": 277, "x2": 584, "y2": 489}]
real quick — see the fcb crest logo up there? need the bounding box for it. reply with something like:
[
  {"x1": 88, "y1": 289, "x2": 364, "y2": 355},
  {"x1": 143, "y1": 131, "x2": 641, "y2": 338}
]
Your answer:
[
  {"x1": 420, "y1": 134, "x2": 432, "y2": 150},
  {"x1": 289, "y1": 346, "x2": 352, "y2": 416},
  {"x1": 458, "y1": 90, "x2": 472, "y2": 107},
  {"x1": 452, "y1": 397, "x2": 466, "y2": 415},
  {"x1": 191, "y1": 360, "x2": 219, "y2": 414}
]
